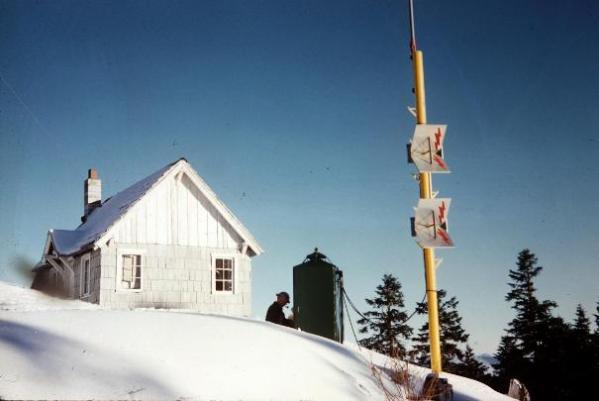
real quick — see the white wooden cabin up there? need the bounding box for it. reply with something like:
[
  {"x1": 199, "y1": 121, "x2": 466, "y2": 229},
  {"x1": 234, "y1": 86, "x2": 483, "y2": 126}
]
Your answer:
[{"x1": 32, "y1": 158, "x2": 262, "y2": 316}]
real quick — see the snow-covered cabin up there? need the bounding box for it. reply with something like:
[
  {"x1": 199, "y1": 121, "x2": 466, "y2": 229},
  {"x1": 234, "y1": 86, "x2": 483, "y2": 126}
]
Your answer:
[{"x1": 31, "y1": 158, "x2": 262, "y2": 316}]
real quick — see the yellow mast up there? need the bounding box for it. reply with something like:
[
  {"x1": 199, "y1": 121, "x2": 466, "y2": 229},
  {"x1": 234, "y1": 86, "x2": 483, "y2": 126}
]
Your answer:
[{"x1": 410, "y1": 0, "x2": 442, "y2": 374}]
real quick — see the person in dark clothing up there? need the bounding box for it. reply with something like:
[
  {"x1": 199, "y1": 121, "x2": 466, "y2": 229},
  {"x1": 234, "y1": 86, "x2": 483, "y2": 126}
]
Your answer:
[{"x1": 265, "y1": 291, "x2": 294, "y2": 328}]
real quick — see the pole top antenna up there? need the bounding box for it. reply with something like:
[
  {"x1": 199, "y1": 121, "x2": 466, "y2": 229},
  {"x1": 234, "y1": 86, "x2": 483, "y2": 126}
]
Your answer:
[{"x1": 409, "y1": 0, "x2": 417, "y2": 55}]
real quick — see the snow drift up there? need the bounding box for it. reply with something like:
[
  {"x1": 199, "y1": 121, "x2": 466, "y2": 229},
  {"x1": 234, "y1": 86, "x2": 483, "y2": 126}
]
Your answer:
[{"x1": 0, "y1": 282, "x2": 513, "y2": 400}]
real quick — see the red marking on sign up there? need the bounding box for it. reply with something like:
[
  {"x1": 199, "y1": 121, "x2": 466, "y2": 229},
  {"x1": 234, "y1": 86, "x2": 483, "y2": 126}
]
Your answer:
[
  {"x1": 437, "y1": 228, "x2": 450, "y2": 245},
  {"x1": 438, "y1": 201, "x2": 446, "y2": 222},
  {"x1": 434, "y1": 155, "x2": 447, "y2": 169},
  {"x1": 434, "y1": 128, "x2": 442, "y2": 150}
]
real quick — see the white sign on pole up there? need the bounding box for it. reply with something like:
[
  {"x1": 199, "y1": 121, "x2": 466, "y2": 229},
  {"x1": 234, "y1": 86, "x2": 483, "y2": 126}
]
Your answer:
[
  {"x1": 410, "y1": 124, "x2": 449, "y2": 173},
  {"x1": 413, "y1": 198, "x2": 454, "y2": 248}
]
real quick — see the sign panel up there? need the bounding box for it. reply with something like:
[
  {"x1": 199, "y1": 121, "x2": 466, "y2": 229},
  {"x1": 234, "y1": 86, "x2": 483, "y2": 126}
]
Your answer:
[
  {"x1": 413, "y1": 198, "x2": 454, "y2": 248},
  {"x1": 410, "y1": 124, "x2": 449, "y2": 173}
]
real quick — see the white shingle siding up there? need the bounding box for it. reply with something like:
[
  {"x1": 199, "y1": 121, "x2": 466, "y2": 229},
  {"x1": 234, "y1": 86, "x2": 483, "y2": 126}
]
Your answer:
[{"x1": 97, "y1": 242, "x2": 251, "y2": 317}]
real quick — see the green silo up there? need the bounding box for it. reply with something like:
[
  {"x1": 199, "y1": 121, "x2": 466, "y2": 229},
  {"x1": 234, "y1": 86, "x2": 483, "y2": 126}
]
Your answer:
[{"x1": 293, "y1": 248, "x2": 344, "y2": 342}]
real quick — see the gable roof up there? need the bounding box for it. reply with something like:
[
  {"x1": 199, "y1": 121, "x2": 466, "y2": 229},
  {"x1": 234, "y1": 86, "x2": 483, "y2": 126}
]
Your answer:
[{"x1": 49, "y1": 158, "x2": 263, "y2": 257}]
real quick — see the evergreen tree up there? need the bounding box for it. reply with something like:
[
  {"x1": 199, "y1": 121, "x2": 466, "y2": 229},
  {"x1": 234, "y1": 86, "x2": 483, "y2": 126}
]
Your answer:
[
  {"x1": 502, "y1": 249, "x2": 557, "y2": 357},
  {"x1": 539, "y1": 304, "x2": 599, "y2": 401},
  {"x1": 492, "y1": 334, "x2": 530, "y2": 392},
  {"x1": 593, "y1": 301, "x2": 599, "y2": 382},
  {"x1": 573, "y1": 304, "x2": 591, "y2": 338},
  {"x1": 493, "y1": 249, "x2": 565, "y2": 400},
  {"x1": 562, "y1": 304, "x2": 594, "y2": 399},
  {"x1": 533, "y1": 316, "x2": 572, "y2": 400},
  {"x1": 409, "y1": 289, "x2": 469, "y2": 372},
  {"x1": 358, "y1": 274, "x2": 413, "y2": 357},
  {"x1": 593, "y1": 301, "x2": 599, "y2": 360},
  {"x1": 453, "y1": 345, "x2": 489, "y2": 383}
]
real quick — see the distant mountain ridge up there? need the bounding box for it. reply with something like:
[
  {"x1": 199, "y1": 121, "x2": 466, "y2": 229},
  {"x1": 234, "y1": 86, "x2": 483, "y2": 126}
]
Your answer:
[{"x1": 476, "y1": 353, "x2": 498, "y2": 372}]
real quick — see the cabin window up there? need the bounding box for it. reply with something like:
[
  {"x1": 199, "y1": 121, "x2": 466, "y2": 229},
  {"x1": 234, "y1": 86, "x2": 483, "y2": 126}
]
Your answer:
[
  {"x1": 80, "y1": 254, "x2": 91, "y2": 297},
  {"x1": 213, "y1": 257, "x2": 234, "y2": 293},
  {"x1": 121, "y1": 254, "x2": 142, "y2": 290}
]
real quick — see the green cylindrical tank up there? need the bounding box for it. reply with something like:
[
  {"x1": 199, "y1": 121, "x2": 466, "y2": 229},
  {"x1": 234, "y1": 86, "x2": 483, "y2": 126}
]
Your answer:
[{"x1": 293, "y1": 248, "x2": 344, "y2": 342}]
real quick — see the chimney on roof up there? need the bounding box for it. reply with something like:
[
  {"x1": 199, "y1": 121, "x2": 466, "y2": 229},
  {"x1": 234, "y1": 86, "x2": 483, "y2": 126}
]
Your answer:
[{"x1": 83, "y1": 168, "x2": 102, "y2": 222}]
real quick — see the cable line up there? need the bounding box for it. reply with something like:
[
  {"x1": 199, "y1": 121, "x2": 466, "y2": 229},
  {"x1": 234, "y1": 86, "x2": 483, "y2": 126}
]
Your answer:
[{"x1": 341, "y1": 286, "x2": 428, "y2": 327}]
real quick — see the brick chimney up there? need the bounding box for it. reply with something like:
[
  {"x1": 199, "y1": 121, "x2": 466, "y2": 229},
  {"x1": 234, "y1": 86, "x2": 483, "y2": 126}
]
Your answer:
[{"x1": 83, "y1": 168, "x2": 102, "y2": 222}]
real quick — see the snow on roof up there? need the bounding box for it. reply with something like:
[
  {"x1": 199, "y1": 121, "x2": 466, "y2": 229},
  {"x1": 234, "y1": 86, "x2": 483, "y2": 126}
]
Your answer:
[{"x1": 49, "y1": 159, "x2": 183, "y2": 255}]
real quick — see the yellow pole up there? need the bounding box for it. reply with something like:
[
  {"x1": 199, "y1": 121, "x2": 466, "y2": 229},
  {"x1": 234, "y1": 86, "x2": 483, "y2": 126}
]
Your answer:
[{"x1": 413, "y1": 50, "x2": 442, "y2": 374}]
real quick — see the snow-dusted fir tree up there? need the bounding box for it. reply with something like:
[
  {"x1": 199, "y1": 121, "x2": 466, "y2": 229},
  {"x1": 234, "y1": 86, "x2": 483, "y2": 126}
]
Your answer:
[
  {"x1": 409, "y1": 289, "x2": 469, "y2": 372},
  {"x1": 357, "y1": 274, "x2": 412, "y2": 357}
]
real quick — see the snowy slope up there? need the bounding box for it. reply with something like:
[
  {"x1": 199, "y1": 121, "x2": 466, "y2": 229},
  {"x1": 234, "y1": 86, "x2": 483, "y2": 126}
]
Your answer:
[
  {"x1": 0, "y1": 282, "x2": 513, "y2": 401},
  {"x1": 0, "y1": 281, "x2": 100, "y2": 311}
]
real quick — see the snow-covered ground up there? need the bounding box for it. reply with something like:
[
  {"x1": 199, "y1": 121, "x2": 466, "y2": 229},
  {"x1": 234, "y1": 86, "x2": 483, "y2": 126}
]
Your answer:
[{"x1": 0, "y1": 282, "x2": 513, "y2": 401}]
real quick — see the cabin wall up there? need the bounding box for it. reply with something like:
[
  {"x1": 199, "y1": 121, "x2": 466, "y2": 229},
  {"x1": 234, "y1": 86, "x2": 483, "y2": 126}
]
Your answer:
[
  {"x1": 73, "y1": 249, "x2": 102, "y2": 303},
  {"x1": 112, "y1": 174, "x2": 242, "y2": 249},
  {"x1": 31, "y1": 267, "x2": 67, "y2": 297},
  {"x1": 97, "y1": 241, "x2": 252, "y2": 316}
]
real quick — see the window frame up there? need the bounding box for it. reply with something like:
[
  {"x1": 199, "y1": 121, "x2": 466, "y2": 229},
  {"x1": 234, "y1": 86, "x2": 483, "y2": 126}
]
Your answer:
[
  {"x1": 211, "y1": 254, "x2": 236, "y2": 295},
  {"x1": 116, "y1": 248, "x2": 145, "y2": 292},
  {"x1": 80, "y1": 253, "x2": 91, "y2": 298}
]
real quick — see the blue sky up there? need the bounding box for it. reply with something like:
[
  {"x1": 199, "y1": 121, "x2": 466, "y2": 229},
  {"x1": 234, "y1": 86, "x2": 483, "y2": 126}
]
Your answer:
[{"x1": 1, "y1": 0, "x2": 598, "y2": 354}]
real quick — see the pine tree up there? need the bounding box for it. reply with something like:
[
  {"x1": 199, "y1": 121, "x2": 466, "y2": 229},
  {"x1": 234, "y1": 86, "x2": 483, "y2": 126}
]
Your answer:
[
  {"x1": 573, "y1": 304, "x2": 591, "y2": 338},
  {"x1": 409, "y1": 289, "x2": 469, "y2": 372},
  {"x1": 571, "y1": 304, "x2": 594, "y2": 367},
  {"x1": 593, "y1": 301, "x2": 599, "y2": 382},
  {"x1": 357, "y1": 274, "x2": 413, "y2": 357},
  {"x1": 493, "y1": 249, "x2": 564, "y2": 400},
  {"x1": 503, "y1": 249, "x2": 557, "y2": 357},
  {"x1": 493, "y1": 334, "x2": 529, "y2": 392},
  {"x1": 453, "y1": 345, "x2": 489, "y2": 382},
  {"x1": 593, "y1": 301, "x2": 599, "y2": 358},
  {"x1": 551, "y1": 304, "x2": 598, "y2": 401}
]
